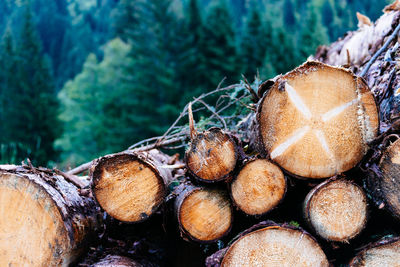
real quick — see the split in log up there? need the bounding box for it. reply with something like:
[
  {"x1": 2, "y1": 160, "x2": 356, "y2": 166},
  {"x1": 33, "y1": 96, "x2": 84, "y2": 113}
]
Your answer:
[
  {"x1": 303, "y1": 178, "x2": 367, "y2": 242},
  {"x1": 256, "y1": 61, "x2": 379, "y2": 179},
  {"x1": 90, "y1": 150, "x2": 175, "y2": 223},
  {"x1": 217, "y1": 222, "x2": 329, "y2": 267},
  {"x1": 371, "y1": 138, "x2": 400, "y2": 220},
  {"x1": 185, "y1": 127, "x2": 239, "y2": 183},
  {"x1": 349, "y1": 237, "x2": 400, "y2": 266},
  {"x1": 91, "y1": 255, "x2": 142, "y2": 267},
  {"x1": 230, "y1": 158, "x2": 286, "y2": 216},
  {"x1": 175, "y1": 184, "x2": 233, "y2": 242},
  {"x1": 0, "y1": 165, "x2": 100, "y2": 266}
]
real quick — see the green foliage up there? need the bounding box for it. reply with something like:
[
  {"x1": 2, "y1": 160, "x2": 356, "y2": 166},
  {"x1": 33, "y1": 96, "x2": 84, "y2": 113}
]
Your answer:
[
  {"x1": 240, "y1": 3, "x2": 267, "y2": 80},
  {"x1": 0, "y1": 3, "x2": 59, "y2": 165},
  {"x1": 0, "y1": 0, "x2": 394, "y2": 166},
  {"x1": 299, "y1": 0, "x2": 329, "y2": 59},
  {"x1": 57, "y1": 39, "x2": 131, "y2": 164}
]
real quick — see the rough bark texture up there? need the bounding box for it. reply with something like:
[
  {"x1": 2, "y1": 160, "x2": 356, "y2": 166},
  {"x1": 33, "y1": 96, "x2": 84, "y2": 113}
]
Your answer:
[
  {"x1": 90, "y1": 149, "x2": 178, "y2": 223},
  {"x1": 0, "y1": 165, "x2": 101, "y2": 266},
  {"x1": 174, "y1": 181, "x2": 233, "y2": 243},
  {"x1": 185, "y1": 127, "x2": 239, "y2": 183},
  {"x1": 314, "y1": 10, "x2": 400, "y2": 130},
  {"x1": 303, "y1": 177, "x2": 368, "y2": 242}
]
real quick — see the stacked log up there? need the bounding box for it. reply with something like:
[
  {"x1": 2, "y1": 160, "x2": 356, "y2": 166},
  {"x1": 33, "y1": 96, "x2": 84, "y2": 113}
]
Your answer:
[
  {"x1": 90, "y1": 149, "x2": 178, "y2": 223},
  {"x1": 4, "y1": 4, "x2": 400, "y2": 266},
  {"x1": 0, "y1": 165, "x2": 101, "y2": 266}
]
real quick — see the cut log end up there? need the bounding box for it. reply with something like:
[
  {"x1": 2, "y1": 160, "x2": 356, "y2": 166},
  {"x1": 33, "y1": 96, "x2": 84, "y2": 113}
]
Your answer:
[
  {"x1": 185, "y1": 128, "x2": 238, "y2": 182},
  {"x1": 231, "y1": 159, "x2": 286, "y2": 216},
  {"x1": 304, "y1": 178, "x2": 367, "y2": 242},
  {"x1": 92, "y1": 255, "x2": 143, "y2": 267},
  {"x1": 377, "y1": 138, "x2": 400, "y2": 219},
  {"x1": 350, "y1": 237, "x2": 400, "y2": 266},
  {"x1": 178, "y1": 187, "x2": 232, "y2": 242},
  {"x1": 257, "y1": 61, "x2": 378, "y2": 179},
  {"x1": 0, "y1": 173, "x2": 69, "y2": 266},
  {"x1": 91, "y1": 153, "x2": 166, "y2": 223},
  {"x1": 0, "y1": 168, "x2": 99, "y2": 266},
  {"x1": 221, "y1": 225, "x2": 329, "y2": 267}
]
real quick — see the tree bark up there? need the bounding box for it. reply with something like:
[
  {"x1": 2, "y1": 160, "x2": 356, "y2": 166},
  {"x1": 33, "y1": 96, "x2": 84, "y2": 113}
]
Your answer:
[{"x1": 0, "y1": 165, "x2": 101, "y2": 266}]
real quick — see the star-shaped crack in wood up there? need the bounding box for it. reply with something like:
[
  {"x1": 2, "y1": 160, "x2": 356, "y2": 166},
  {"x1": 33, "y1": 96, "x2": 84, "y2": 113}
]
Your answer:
[{"x1": 270, "y1": 82, "x2": 360, "y2": 168}]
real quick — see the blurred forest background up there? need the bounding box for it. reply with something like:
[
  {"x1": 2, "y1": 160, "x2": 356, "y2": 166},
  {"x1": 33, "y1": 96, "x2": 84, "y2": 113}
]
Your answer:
[{"x1": 0, "y1": 0, "x2": 392, "y2": 167}]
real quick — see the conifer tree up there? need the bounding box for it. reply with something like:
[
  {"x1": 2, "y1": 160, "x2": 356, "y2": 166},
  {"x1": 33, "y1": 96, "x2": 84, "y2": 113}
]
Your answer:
[
  {"x1": 202, "y1": 0, "x2": 239, "y2": 88},
  {"x1": 240, "y1": 4, "x2": 266, "y2": 80},
  {"x1": 6, "y1": 3, "x2": 60, "y2": 165},
  {"x1": 299, "y1": 1, "x2": 329, "y2": 59}
]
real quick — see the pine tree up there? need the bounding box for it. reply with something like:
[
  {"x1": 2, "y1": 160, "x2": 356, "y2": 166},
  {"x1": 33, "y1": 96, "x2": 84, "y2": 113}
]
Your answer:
[
  {"x1": 202, "y1": 0, "x2": 239, "y2": 89},
  {"x1": 283, "y1": 0, "x2": 296, "y2": 28},
  {"x1": 240, "y1": 4, "x2": 267, "y2": 80},
  {"x1": 299, "y1": 1, "x2": 329, "y2": 60},
  {"x1": 322, "y1": 0, "x2": 335, "y2": 40},
  {"x1": 176, "y1": 0, "x2": 208, "y2": 104},
  {"x1": 6, "y1": 3, "x2": 60, "y2": 165}
]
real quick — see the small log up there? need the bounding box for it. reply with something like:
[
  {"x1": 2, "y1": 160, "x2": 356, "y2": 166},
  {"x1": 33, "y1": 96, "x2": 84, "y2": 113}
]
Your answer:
[
  {"x1": 175, "y1": 183, "x2": 233, "y2": 242},
  {"x1": 0, "y1": 165, "x2": 100, "y2": 266},
  {"x1": 207, "y1": 221, "x2": 329, "y2": 266},
  {"x1": 230, "y1": 158, "x2": 286, "y2": 216},
  {"x1": 185, "y1": 127, "x2": 239, "y2": 182},
  {"x1": 255, "y1": 61, "x2": 379, "y2": 179},
  {"x1": 303, "y1": 178, "x2": 367, "y2": 242},
  {"x1": 91, "y1": 255, "x2": 142, "y2": 267},
  {"x1": 90, "y1": 149, "x2": 176, "y2": 223},
  {"x1": 370, "y1": 138, "x2": 400, "y2": 220},
  {"x1": 349, "y1": 237, "x2": 400, "y2": 266}
]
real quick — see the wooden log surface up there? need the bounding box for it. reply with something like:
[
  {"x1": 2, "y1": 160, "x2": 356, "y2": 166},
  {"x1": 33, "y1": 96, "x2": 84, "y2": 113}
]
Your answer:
[
  {"x1": 185, "y1": 127, "x2": 239, "y2": 183},
  {"x1": 91, "y1": 255, "x2": 143, "y2": 267},
  {"x1": 349, "y1": 236, "x2": 400, "y2": 266},
  {"x1": 174, "y1": 182, "x2": 233, "y2": 243},
  {"x1": 303, "y1": 177, "x2": 368, "y2": 242},
  {"x1": 230, "y1": 158, "x2": 286, "y2": 216},
  {"x1": 254, "y1": 61, "x2": 378, "y2": 179},
  {"x1": 206, "y1": 221, "x2": 329, "y2": 267},
  {"x1": 0, "y1": 165, "x2": 101, "y2": 266},
  {"x1": 90, "y1": 149, "x2": 180, "y2": 223}
]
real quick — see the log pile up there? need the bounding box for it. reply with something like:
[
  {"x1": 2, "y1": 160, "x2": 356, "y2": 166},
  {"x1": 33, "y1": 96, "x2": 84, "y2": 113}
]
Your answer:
[{"x1": 2, "y1": 3, "x2": 400, "y2": 266}]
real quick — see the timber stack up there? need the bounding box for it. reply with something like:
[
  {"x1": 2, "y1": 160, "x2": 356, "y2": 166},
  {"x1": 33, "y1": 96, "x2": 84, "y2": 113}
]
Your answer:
[{"x1": 2, "y1": 2, "x2": 400, "y2": 266}]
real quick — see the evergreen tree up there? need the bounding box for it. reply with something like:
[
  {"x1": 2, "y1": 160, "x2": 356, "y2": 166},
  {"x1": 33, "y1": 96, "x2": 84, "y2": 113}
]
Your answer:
[
  {"x1": 176, "y1": 0, "x2": 208, "y2": 103},
  {"x1": 299, "y1": 1, "x2": 329, "y2": 60},
  {"x1": 57, "y1": 39, "x2": 132, "y2": 164},
  {"x1": 5, "y1": 3, "x2": 60, "y2": 165},
  {"x1": 124, "y1": 0, "x2": 181, "y2": 137},
  {"x1": 283, "y1": 0, "x2": 296, "y2": 28},
  {"x1": 322, "y1": 0, "x2": 335, "y2": 40},
  {"x1": 202, "y1": 0, "x2": 239, "y2": 88},
  {"x1": 240, "y1": 4, "x2": 267, "y2": 80}
]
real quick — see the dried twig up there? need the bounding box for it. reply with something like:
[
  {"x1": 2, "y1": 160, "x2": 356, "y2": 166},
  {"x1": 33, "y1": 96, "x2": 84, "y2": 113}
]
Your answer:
[
  {"x1": 188, "y1": 102, "x2": 197, "y2": 139},
  {"x1": 66, "y1": 83, "x2": 242, "y2": 175}
]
